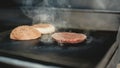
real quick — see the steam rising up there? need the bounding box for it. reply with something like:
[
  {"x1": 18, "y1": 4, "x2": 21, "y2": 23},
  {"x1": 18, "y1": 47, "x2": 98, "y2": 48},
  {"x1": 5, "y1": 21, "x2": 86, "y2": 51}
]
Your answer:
[
  {"x1": 20, "y1": 0, "x2": 71, "y2": 43},
  {"x1": 21, "y1": 0, "x2": 71, "y2": 28}
]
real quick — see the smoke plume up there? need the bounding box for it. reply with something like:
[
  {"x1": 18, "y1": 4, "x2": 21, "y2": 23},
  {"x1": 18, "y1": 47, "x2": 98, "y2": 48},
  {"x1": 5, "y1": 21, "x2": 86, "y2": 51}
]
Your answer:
[{"x1": 21, "y1": 0, "x2": 71, "y2": 28}]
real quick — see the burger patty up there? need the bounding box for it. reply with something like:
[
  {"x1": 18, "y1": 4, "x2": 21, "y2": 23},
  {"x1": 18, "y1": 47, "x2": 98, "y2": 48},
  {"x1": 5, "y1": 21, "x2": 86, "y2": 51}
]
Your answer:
[
  {"x1": 10, "y1": 25, "x2": 41, "y2": 40},
  {"x1": 32, "y1": 24, "x2": 55, "y2": 34},
  {"x1": 51, "y1": 32, "x2": 87, "y2": 44}
]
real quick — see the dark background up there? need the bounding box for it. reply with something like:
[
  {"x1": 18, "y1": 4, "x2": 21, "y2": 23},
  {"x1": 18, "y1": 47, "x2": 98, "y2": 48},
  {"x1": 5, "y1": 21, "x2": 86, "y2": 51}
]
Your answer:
[
  {"x1": 0, "y1": 0, "x2": 32, "y2": 32},
  {"x1": 0, "y1": 0, "x2": 120, "y2": 32}
]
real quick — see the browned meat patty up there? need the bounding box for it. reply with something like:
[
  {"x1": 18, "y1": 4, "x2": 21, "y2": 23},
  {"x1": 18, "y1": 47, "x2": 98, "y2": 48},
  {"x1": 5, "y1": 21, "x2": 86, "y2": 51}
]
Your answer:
[
  {"x1": 10, "y1": 25, "x2": 41, "y2": 40},
  {"x1": 51, "y1": 32, "x2": 87, "y2": 44}
]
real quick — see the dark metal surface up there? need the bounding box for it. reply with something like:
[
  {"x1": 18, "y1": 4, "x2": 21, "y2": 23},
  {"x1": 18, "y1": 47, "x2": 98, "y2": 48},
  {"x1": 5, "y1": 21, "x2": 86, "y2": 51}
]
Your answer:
[
  {"x1": 0, "y1": 62, "x2": 24, "y2": 68},
  {"x1": 0, "y1": 29, "x2": 117, "y2": 68}
]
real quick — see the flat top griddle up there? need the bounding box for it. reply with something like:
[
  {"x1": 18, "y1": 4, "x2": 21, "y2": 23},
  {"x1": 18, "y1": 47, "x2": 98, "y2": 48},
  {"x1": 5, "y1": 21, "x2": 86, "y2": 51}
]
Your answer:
[{"x1": 0, "y1": 29, "x2": 117, "y2": 68}]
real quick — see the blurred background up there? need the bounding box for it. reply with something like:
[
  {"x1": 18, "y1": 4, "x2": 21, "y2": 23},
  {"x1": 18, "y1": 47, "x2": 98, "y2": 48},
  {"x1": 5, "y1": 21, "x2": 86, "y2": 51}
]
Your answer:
[{"x1": 0, "y1": 0, "x2": 120, "y2": 32}]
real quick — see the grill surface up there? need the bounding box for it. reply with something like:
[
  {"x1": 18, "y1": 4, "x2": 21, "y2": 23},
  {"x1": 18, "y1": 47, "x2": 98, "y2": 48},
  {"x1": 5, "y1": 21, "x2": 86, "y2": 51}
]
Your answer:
[{"x1": 0, "y1": 29, "x2": 117, "y2": 68}]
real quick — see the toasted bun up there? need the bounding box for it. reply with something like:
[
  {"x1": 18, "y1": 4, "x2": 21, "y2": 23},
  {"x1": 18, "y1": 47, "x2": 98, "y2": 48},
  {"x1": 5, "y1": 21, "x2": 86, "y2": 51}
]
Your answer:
[
  {"x1": 32, "y1": 24, "x2": 55, "y2": 34},
  {"x1": 52, "y1": 32, "x2": 87, "y2": 44},
  {"x1": 10, "y1": 25, "x2": 41, "y2": 40}
]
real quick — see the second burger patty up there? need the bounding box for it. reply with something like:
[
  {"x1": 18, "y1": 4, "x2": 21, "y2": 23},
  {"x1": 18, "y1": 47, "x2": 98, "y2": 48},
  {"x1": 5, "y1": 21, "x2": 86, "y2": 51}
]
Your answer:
[{"x1": 51, "y1": 32, "x2": 87, "y2": 44}]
